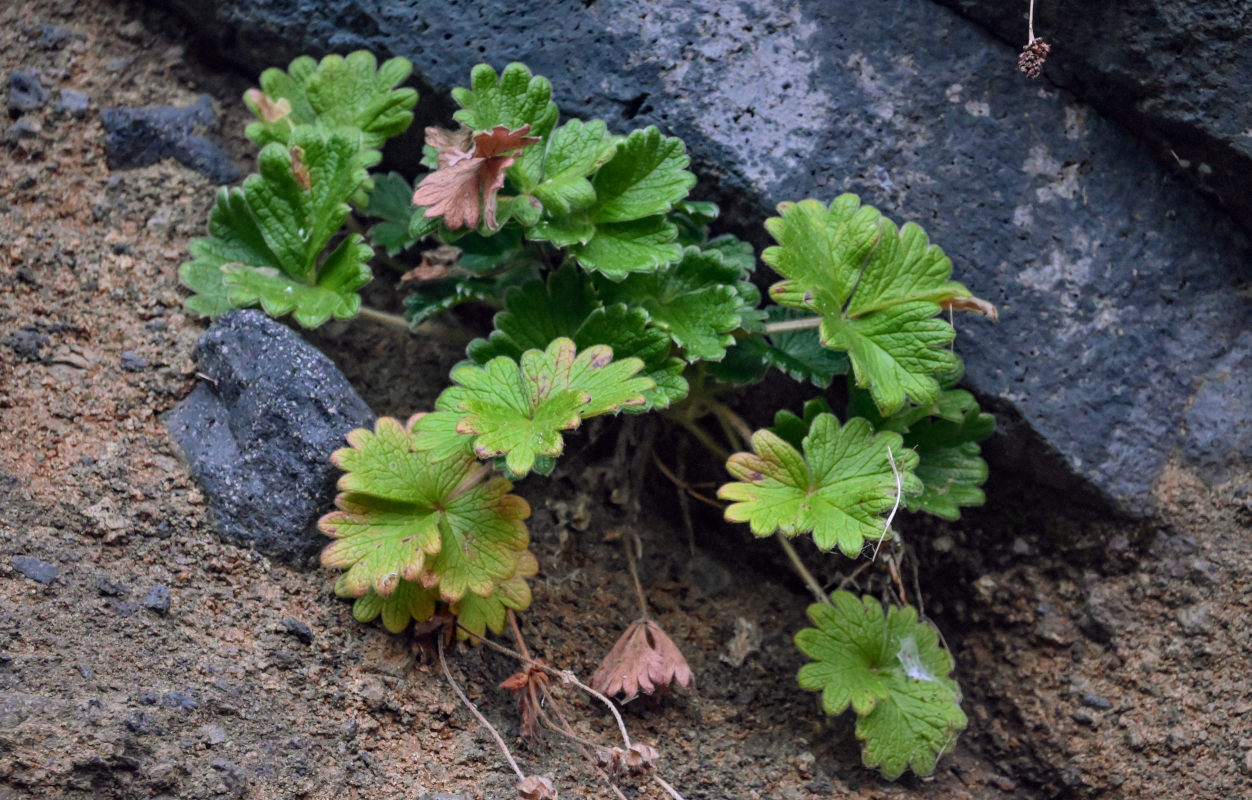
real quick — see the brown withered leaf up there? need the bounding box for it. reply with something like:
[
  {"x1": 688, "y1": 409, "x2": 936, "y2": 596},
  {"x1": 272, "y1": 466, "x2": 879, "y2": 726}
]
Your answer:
[
  {"x1": 590, "y1": 619, "x2": 694, "y2": 701},
  {"x1": 517, "y1": 775, "x2": 557, "y2": 800},
  {"x1": 412, "y1": 125, "x2": 539, "y2": 231},
  {"x1": 400, "y1": 245, "x2": 464, "y2": 284},
  {"x1": 245, "y1": 89, "x2": 292, "y2": 123},
  {"x1": 499, "y1": 662, "x2": 551, "y2": 740},
  {"x1": 289, "y1": 146, "x2": 311, "y2": 190},
  {"x1": 941, "y1": 295, "x2": 999, "y2": 322}
]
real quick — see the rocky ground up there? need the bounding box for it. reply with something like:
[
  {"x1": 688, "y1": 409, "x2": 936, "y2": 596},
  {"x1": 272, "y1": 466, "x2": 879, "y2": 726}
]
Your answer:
[{"x1": 2, "y1": 1, "x2": 1250, "y2": 798}]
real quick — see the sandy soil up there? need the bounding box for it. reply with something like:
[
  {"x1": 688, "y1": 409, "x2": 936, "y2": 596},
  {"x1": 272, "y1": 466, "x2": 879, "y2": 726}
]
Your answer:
[{"x1": 2, "y1": 1, "x2": 1250, "y2": 798}]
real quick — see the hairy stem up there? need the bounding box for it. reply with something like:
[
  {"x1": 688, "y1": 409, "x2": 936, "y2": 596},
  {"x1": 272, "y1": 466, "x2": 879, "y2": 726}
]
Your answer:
[
  {"x1": 775, "y1": 534, "x2": 833, "y2": 606},
  {"x1": 708, "y1": 401, "x2": 753, "y2": 445},
  {"x1": 357, "y1": 304, "x2": 413, "y2": 330},
  {"x1": 458, "y1": 626, "x2": 635, "y2": 750},
  {"x1": 437, "y1": 635, "x2": 525, "y2": 781},
  {"x1": 623, "y1": 533, "x2": 650, "y2": 621},
  {"x1": 672, "y1": 416, "x2": 730, "y2": 461},
  {"x1": 762, "y1": 316, "x2": 823, "y2": 334}
]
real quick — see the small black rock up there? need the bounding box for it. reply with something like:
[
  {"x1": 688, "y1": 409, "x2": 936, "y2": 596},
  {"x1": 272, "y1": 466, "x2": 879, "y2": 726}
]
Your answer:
[{"x1": 280, "y1": 618, "x2": 314, "y2": 644}]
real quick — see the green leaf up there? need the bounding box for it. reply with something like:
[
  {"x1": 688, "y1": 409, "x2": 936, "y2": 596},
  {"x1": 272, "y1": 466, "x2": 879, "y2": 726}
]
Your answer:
[
  {"x1": 541, "y1": 127, "x2": 693, "y2": 280},
  {"x1": 596, "y1": 245, "x2": 748, "y2": 363},
  {"x1": 180, "y1": 127, "x2": 373, "y2": 327},
  {"x1": 361, "y1": 172, "x2": 437, "y2": 256},
  {"x1": 567, "y1": 216, "x2": 682, "y2": 279},
  {"x1": 415, "y1": 337, "x2": 653, "y2": 476},
  {"x1": 763, "y1": 195, "x2": 981, "y2": 415},
  {"x1": 451, "y1": 551, "x2": 538, "y2": 641},
  {"x1": 532, "y1": 119, "x2": 616, "y2": 216},
  {"x1": 319, "y1": 416, "x2": 531, "y2": 603},
  {"x1": 762, "y1": 308, "x2": 849, "y2": 387},
  {"x1": 717, "y1": 414, "x2": 921, "y2": 557},
  {"x1": 850, "y1": 387, "x2": 994, "y2": 520},
  {"x1": 670, "y1": 199, "x2": 720, "y2": 246},
  {"x1": 795, "y1": 593, "x2": 966, "y2": 779},
  {"x1": 768, "y1": 397, "x2": 834, "y2": 450},
  {"x1": 345, "y1": 577, "x2": 438, "y2": 634},
  {"x1": 466, "y1": 265, "x2": 688, "y2": 412},
  {"x1": 246, "y1": 52, "x2": 417, "y2": 153},
  {"x1": 590, "y1": 127, "x2": 695, "y2": 222},
  {"x1": 452, "y1": 63, "x2": 558, "y2": 189}
]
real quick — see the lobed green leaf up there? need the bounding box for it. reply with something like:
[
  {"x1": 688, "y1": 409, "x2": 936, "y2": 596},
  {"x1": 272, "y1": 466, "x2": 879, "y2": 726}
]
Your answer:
[
  {"x1": 762, "y1": 195, "x2": 983, "y2": 415},
  {"x1": 718, "y1": 414, "x2": 921, "y2": 557},
  {"x1": 795, "y1": 592, "x2": 966, "y2": 779}
]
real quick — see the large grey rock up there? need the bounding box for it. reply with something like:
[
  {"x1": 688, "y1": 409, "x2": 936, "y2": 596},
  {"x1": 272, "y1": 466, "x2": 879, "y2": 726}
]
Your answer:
[
  {"x1": 933, "y1": 0, "x2": 1252, "y2": 236},
  {"x1": 153, "y1": 0, "x2": 1252, "y2": 514},
  {"x1": 166, "y1": 311, "x2": 375, "y2": 564}
]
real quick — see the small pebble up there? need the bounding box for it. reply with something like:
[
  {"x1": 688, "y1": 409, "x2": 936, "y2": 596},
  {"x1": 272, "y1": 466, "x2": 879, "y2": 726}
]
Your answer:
[
  {"x1": 8, "y1": 116, "x2": 42, "y2": 140},
  {"x1": 10, "y1": 555, "x2": 58, "y2": 584},
  {"x1": 143, "y1": 585, "x2": 171, "y2": 614},
  {"x1": 7, "y1": 69, "x2": 47, "y2": 112},
  {"x1": 57, "y1": 89, "x2": 89, "y2": 119},
  {"x1": 1079, "y1": 691, "x2": 1112, "y2": 710},
  {"x1": 120, "y1": 351, "x2": 148, "y2": 371},
  {"x1": 281, "y1": 618, "x2": 314, "y2": 644}
]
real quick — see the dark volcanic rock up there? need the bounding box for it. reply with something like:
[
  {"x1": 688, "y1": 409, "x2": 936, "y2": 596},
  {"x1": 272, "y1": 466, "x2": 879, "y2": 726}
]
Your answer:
[
  {"x1": 100, "y1": 94, "x2": 241, "y2": 183},
  {"x1": 166, "y1": 311, "x2": 375, "y2": 564},
  {"x1": 152, "y1": 0, "x2": 1252, "y2": 513},
  {"x1": 933, "y1": 0, "x2": 1252, "y2": 236},
  {"x1": 6, "y1": 68, "x2": 47, "y2": 114}
]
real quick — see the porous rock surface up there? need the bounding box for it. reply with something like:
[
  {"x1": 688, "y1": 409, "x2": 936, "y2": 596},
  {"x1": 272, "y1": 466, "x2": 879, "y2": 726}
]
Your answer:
[
  {"x1": 154, "y1": 0, "x2": 1252, "y2": 514},
  {"x1": 933, "y1": 0, "x2": 1252, "y2": 236},
  {"x1": 166, "y1": 310, "x2": 375, "y2": 564}
]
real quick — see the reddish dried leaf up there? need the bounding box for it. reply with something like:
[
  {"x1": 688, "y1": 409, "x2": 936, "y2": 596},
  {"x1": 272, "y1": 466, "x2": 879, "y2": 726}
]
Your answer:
[
  {"x1": 590, "y1": 619, "x2": 694, "y2": 701},
  {"x1": 472, "y1": 125, "x2": 540, "y2": 159},
  {"x1": 413, "y1": 125, "x2": 539, "y2": 230}
]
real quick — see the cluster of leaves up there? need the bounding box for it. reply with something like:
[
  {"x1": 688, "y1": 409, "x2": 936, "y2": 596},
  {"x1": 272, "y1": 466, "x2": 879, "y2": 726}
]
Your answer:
[
  {"x1": 181, "y1": 53, "x2": 417, "y2": 327},
  {"x1": 319, "y1": 415, "x2": 537, "y2": 639},
  {"x1": 179, "y1": 53, "x2": 1000, "y2": 782}
]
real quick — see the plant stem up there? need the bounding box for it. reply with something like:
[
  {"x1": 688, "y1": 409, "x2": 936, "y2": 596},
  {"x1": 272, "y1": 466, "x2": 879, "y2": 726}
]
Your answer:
[
  {"x1": 457, "y1": 626, "x2": 635, "y2": 750},
  {"x1": 654, "y1": 774, "x2": 688, "y2": 800},
  {"x1": 673, "y1": 416, "x2": 730, "y2": 461},
  {"x1": 775, "y1": 534, "x2": 832, "y2": 606},
  {"x1": 623, "y1": 533, "x2": 650, "y2": 621},
  {"x1": 357, "y1": 304, "x2": 413, "y2": 331},
  {"x1": 437, "y1": 634, "x2": 525, "y2": 781},
  {"x1": 1028, "y1": 0, "x2": 1036, "y2": 42},
  {"x1": 762, "y1": 316, "x2": 823, "y2": 334},
  {"x1": 507, "y1": 609, "x2": 531, "y2": 661},
  {"x1": 708, "y1": 401, "x2": 753, "y2": 445},
  {"x1": 869, "y1": 446, "x2": 904, "y2": 563}
]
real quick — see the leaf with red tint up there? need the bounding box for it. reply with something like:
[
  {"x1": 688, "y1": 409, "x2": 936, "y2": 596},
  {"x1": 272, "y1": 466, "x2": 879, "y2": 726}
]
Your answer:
[
  {"x1": 413, "y1": 124, "x2": 539, "y2": 230},
  {"x1": 517, "y1": 775, "x2": 557, "y2": 800},
  {"x1": 590, "y1": 619, "x2": 694, "y2": 702}
]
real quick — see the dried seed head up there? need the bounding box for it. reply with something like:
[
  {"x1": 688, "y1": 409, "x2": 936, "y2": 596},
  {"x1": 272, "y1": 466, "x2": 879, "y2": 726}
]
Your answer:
[
  {"x1": 1017, "y1": 38, "x2": 1051, "y2": 79},
  {"x1": 517, "y1": 775, "x2": 557, "y2": 800}
]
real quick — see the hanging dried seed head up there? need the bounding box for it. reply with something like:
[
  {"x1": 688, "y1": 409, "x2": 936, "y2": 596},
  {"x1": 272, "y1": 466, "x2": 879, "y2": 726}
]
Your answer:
[{"x1": 1017, "y1": 38, "x2": 1051, "y2": 79}]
